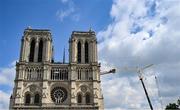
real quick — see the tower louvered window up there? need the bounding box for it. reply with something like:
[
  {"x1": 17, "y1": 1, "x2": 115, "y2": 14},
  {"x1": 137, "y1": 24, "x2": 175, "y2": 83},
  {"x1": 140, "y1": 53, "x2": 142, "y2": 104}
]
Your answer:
[
  {"x1": 85, "y1": 41, "x2": 89, "y2": 63},
  {"x1": 77, "y1": 41, "x2": 81, "y2": 63},
  {"x1": 29, "y1": 39, "x2": 35, "y2": 62},
  {"x1": 38, "y1": 39, "x2": 43, "y2": 62}
]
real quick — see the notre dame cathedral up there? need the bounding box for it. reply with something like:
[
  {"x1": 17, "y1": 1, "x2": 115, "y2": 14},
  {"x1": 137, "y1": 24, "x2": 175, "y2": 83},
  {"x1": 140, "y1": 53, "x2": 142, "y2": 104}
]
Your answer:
[{"x1": 9, "y1": 28, "x2": 104, "y2": 110}]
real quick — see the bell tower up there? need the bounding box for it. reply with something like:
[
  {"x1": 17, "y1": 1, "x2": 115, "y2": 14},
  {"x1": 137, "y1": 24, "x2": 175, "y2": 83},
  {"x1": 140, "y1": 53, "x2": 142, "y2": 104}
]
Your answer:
[
  {"x1": 69, "y1": 30, "x2": 98, "y2": 64},
  {"x1": 10, "y1": 28, "x2": 54, "y2": 110},
  {"x1": 19, "y1": 27, "x2": 53, "y2": 63},
  {"x1": 69, "y1": 30, "x2": 104, "y2": 109}
]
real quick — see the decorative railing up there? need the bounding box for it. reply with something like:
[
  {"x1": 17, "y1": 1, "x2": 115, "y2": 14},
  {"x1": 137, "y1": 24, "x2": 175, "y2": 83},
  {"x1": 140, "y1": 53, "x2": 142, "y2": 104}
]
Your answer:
[
  {"x1": 24, "y1": 66, "x2": 43, "y2": 81},
  {"x1": 50, "y1": 65, "x2": 69, "y2": 81},
  {"x1": 14, "y1": 102, "x2": 98, "y2": 106},
  {"x1": 76, "y1": 66, "x2": 93, "y2": 80},
  {"x1": 23, "y1": 64, "x2": 94, "y2": 81}
]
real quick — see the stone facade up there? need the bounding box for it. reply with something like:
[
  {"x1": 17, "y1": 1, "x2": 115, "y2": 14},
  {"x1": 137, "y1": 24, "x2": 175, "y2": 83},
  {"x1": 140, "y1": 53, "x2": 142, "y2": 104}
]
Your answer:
[{"x1": 9, "y1": 28, "x2": 104, "y2": 110}]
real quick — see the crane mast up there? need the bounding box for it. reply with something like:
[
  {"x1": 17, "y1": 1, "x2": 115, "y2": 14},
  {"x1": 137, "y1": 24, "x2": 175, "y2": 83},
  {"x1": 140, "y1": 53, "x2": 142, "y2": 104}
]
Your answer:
[{"x1": 100, "y1": 64, "x2": 154, "y2": 110}]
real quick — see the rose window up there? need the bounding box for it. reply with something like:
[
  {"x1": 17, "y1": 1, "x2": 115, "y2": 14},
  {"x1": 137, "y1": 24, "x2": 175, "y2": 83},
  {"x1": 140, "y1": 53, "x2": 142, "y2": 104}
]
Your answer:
[{"x1": 51, "y1": 87, "x2": 67, "y2": 104}]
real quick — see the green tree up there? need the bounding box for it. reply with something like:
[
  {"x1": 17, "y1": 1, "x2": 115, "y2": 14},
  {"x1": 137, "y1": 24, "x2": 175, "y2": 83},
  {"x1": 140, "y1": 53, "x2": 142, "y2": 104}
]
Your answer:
[
  {"x1": 178, "y1": 99, "x2": 180, "y2": 106},
  {"x1": 165, "y1": 98, "x2": 180, "y2": 110}
]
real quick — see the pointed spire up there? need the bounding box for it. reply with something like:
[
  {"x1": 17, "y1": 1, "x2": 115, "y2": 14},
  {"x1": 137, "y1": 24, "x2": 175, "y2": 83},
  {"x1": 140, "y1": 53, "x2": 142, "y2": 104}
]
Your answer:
[
  {"x1": 63, "y1": 47, "x2": 65, "y2": 63},
  {"x1": 89, "y1": 27, "x2": 92, "y2": 32},
  {"x1": 27, "y1": 26, "x2": 31, "y2": 29}
]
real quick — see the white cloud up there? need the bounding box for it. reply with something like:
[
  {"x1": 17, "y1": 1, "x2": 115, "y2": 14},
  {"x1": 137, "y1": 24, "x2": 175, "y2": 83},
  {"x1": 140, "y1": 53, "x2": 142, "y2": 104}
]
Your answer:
[
  {"x1": 0, "y1": 61, "x2": 16, "y2": 87},
  {"x1": 60, "y1": 0, "x2": 68, "y2": 4},
  {"x1": 0, "y1": 90, "x2": 10, "y2": 110},
  {"x1": 0, "y1": 61, "x2": 16, "y2": 109},
  {"x1": 56, "y1": 7, "x2": 74, "y2": 22},
  {"x1": 98, "y1": 0, "x2": 180, "y2": 109},
  {"x1": 56, "y1": 0, "x2": 80, "y2": 22}
]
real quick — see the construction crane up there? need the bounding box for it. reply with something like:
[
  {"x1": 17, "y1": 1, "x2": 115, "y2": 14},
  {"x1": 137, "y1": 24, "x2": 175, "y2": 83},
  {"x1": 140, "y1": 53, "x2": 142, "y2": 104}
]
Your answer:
[
  {"x1": 135, "y1": 64, "x2": 154, "y2": 110},
  {"x1": 100, "y1": 69, "x2": 116, "y2": 75},
  {"x1": 100, "y1": 64, "x2": 154, "y2": 110},
  {"x1": 155, "y1": 76, "x2": 163, "y2": 110}
]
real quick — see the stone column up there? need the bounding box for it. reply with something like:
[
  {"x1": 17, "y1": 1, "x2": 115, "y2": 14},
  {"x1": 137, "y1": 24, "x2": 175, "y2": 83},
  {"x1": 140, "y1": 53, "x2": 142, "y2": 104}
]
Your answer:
[
  {"x1": 19, "y1": 38, "x2": 25, "y2": 62},
  {"x1": 41, "y1": 65, "x2": 49, "y2": 104},
  {"x1": 44, "y1": 40, "x2": 51, "y2": 62},
  {"x1": 49, "y1": 40, "x2": 52, "y2": 62},
  {"x1": 69, "y1": 40, "x2": 72, "y2": 63},
  {"x1": 25, "y1": 40, "x2": 30, "y2": 62},
  {"x1": 43, "y1": 40, "x2": 47, "y2": 62},
  {"x1": 70, "y1": 39, "x2": 77, "y2": 63},
  {"x1": 89, "y1": 41, "x2": 93, "y2": 63},
  {"x1": 72, "y1": 40, "x2": 76, "y2": 63},
  {"x1": 91, "y1": 40, "x2": 98, "y2": 63},
  {"x1": 20, "y1": 37, "x2": 30, "y2": 62},
  {"x1": 34, "y1": 38, "x2": 39, "y2": 62},
  {"x1": 70, "y1": 65, "x2": 77, "y2": 104},
  {"x1": 92, "y1": 41, "x2": 95, "y2": 62},
  {"x1": 94, "y1": 41, "x2": 98, "y2": 62},
  {"x1": 14, "y1": 81, "x2": 24, "y2": 104},
  {"x1": 18, "y1": 66, "x2": 25, "y2": 80},
  {"x1": 47, "y1": 40, "x2": 50, "y2": 62},
  {"x1": 92, "y1": 66, "x2": 97, "y2": 80}
]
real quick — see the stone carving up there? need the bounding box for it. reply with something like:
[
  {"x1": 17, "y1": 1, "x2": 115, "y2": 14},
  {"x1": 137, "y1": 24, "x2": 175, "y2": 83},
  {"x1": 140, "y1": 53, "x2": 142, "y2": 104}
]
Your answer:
[
  {"x1": 16, "y1": 93, "x2": 21, "y2": 98},
  {"x1": 29, "y1": 85, "x2": 36, "y2": 92},
  {"x1": 51, "y1": 87, "x2": 68, "y2": 104},
  {"x1": 42, "y1": 92, "x2": 46, "y2": 98},
  {"x1": 72, "y1": 92, "x2": 75, "y2": 98},
  {"x1": 94, "y1": 91, "x2": 98, "y2": 98},
  {"x1": 23, "y1": 82, "x2": 27, "y2": 87},
  {"x1": 80, "y1": 85, "x2": 87, "y2": 93}
]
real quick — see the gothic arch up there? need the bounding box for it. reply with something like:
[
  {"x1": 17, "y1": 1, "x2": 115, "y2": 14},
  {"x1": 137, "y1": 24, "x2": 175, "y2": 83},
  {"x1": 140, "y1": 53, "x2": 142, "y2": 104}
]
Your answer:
[
  {"x1": 22, "y1": 84, "x2": 42, "y2": 96},
  {"x1": 34, "y1": 92, "x2": 41, "y2": 104},
  {"x1": 85, "y1": 41, "x2": 89, "y2": 63},
  {"x1": 77, "y1": 41, "x2": 81, "y2": 63},
  {"x1": 50, "y1": 83, "x2": 70, "y2": 91},
  {"x1": 76, "y1": 84, "x2": 91, "y2": 93},
  {"x1": 29, "y1": 39, "x2": 35, "y2": 62},
  {"x1": 24, "y1": 92, "x2": 31, "y2": 105},
  {"x1": 77, "y1": 92, "x2": 82, "y2": 104},
  {"x1": 85, "y1": 92, "x2": 91, "y2": 104},
  {"x1": 38, "y1": 39, "x2": 43, "y2": 62}
]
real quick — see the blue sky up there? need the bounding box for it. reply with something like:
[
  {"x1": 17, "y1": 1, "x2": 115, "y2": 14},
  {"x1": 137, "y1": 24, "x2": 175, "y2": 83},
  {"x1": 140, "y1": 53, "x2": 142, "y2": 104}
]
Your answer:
[
  {"x1": 1, "y1": 0, "x2": 180, "y2": 109},
  {"x1": 0, "y1": 0, "x2": 112, "y2": 67}
]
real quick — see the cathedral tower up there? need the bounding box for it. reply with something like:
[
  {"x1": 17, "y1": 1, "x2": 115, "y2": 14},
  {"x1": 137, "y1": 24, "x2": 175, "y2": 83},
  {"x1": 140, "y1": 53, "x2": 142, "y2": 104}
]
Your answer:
[
  {"x1": 19, "y1": 28, "x2": 53, "y2": 63},
  {"x1": 69, "y1": 30, "x2": 104, "y2": 109},
  {"x1": 10, "y1": 28, "x2": 104, "y2": 110}
]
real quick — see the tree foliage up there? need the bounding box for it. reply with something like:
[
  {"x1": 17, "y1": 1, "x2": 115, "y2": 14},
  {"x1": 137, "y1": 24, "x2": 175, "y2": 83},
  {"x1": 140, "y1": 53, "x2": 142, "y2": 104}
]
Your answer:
[{"x1": 165, "y1": 98, "x2": 180, "y2": 110}]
